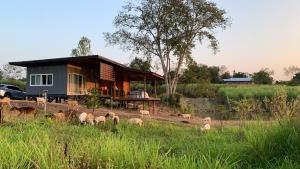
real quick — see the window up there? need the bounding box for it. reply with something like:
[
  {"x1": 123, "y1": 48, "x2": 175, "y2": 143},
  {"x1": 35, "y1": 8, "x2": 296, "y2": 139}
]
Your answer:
[
  {"x1": 68, "y1": 73, "x2": 86, "y2": 93},
  {"x1": 30, "y1": 74, "x2": 53, "y2": 86}
]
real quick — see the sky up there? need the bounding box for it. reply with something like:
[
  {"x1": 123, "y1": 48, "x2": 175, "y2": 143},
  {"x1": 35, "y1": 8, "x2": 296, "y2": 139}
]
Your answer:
[{"x1": 0, "y1": 0, "x2": 299, "y2": 80}]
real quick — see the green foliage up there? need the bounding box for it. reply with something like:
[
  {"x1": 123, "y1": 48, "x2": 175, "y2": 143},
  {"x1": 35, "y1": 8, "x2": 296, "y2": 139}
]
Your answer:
[
  {"x1": 85, "y1": 88, "x2": 102, "y2": 109},
  {"x1": 71, "y1": 36, "x2": 92, "y2": 57},
  {"x1": 1, "y1": 64, "x2": 25, "y2": 80},
  {"x1": 0, "y1": 118, "x2": 299, "y2": 168},
  {"x1": 289, "y1": 72, "x2": 300, "y2": 85},
  {"x1": 0, "y1": 78, "x2": 26, "y2": 91},
  {"x1": 220, "y1": 72, "x2": 231, "y2": 79},
  {"x1": 179, "y1": 61, "x2": 211, "y2": 83},
  {"x1": 129, "y1": 57, "x2": 152, "y2": 72},
  {"x1": 252, "y1": 68, "x2": 274, "y2": 84},
  {"x1": 232, "y1": 71, "x2": 248, "y2": 78}
]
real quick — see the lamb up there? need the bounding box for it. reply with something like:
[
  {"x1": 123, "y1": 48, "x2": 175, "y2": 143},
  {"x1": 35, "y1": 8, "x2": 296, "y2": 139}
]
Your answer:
[
  {"x1": 201, "y1": 117, "x2": 212, "y2": 131},
  {"x1": 178, "y1": 113, "x2": 192, "y2": 119},
  {"x1": 10, "y1": 106, "x2": 37, "y2": 117},
  {"x1": 0, "y1": 97, "x2": 11, "y2": 107},
  {"x1": 95, "y1": 115, "x2": 106, "y2": 124},
  {"x1": 128, "y1": 118, "x2": 143, "y2": 127},
  {"x1": 36, "y1": 97, "x2": 46, "y2": 107},
  {"x1": 140, "y1": 110, "x2": 150, "y2": 117},
  {"x1": 67, "y1": 100, "x2": 79, "y2": 111}
]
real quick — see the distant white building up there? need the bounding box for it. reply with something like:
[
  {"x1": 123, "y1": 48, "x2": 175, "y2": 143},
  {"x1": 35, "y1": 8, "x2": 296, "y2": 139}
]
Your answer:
[{"x1": 222, "y1": 77, "x2": 253, "y2": 84}]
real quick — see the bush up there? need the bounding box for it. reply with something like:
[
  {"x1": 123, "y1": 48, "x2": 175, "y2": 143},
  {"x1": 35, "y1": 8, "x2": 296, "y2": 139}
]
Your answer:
[{"x1": 0, "y1": 79, "x2": 26, "y2": 90}]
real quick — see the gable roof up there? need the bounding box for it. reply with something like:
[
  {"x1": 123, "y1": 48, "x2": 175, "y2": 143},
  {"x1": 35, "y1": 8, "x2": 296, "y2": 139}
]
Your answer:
[{"x1": 9, "y1": 55, "x2": 164, "y2": 80}]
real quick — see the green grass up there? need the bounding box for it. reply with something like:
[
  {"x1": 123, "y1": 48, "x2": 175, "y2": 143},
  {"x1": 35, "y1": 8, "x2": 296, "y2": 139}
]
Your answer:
[
  {"x1": 218, "y1": 85, "x2": 300, "y2": 100},
  {"x1": 0, "y1": 118, "x2": 299, "y2": 169}
]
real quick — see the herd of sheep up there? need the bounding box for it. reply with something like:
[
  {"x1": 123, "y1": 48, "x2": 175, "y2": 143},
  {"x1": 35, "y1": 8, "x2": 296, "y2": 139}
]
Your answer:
[{"x1": 0, "y1": 97, "x2": 212, "y2": 130}]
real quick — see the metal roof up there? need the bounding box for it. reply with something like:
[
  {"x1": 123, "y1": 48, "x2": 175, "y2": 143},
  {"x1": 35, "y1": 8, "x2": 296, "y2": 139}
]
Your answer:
[
  {"x1": 9, "y1": 55, "x2": 164, "y2": 80},
  {"x1": 223, "y1": 78, "x2": 252, "y2": 82}
]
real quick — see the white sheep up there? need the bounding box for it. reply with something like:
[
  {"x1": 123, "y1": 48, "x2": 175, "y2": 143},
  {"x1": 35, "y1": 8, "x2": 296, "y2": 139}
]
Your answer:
[
  {"x1": 95, "y1": 116, "x2": 106, "y2": 124},
  {"x1": 78, "y1": 112, "x2": 88, "y2": 125},
  {"x1": 201, "y1": 117, "x2": 212, "y2": 131},
  {"x1": 108, "y1": 111, "x2": 115, "y2": 117},
  {"x1": 128, "y1": 118, "x2": 143, "y2": 127},
  {"x1": 140, "y1": 110, "x2": 150, "y2": 117}
]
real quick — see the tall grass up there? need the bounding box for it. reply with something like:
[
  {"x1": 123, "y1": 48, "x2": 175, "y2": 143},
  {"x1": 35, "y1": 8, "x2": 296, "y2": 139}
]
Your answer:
[
  {"x1": 218, "y1": 85, "x2": 300, "y2": 100},
  {"x1": 0, "y1": 118, "x2": 299, "y2": 168}
]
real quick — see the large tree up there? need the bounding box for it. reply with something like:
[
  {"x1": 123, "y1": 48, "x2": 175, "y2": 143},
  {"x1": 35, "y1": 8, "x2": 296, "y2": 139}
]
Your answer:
[
  {"x1": 129, "y1": 57, "x2": 152, "y2": 72},
  {"x1": 179, "y1": 61, "x2": 211, "y2": 83},
  {"x1": 104, "y1": 0, "x2": 229, "y2": 96},
  {"x1": 71, "y1": 36, "x2": 92, "y2": 57},
  {"x1": 252, "y1": 68, "x2": 274, "y2": 84},
  {"x1": 1, "y1": 64, "x2": 25, "y2": 80}
]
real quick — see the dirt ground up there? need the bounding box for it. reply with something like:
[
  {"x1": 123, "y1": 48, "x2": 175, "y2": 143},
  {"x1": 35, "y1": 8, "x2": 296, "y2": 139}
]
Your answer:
[{"x1": 4, "y1": 100, "x2": 254, "y2": 128}]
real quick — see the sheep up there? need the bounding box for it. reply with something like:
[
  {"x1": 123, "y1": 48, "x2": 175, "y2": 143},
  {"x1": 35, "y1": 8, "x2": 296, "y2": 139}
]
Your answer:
[
  {"x1": 201, "y1": 117, "x2": 212, "y2": 131},
  {"x1": 10, "y1": 106, "x2": 37, "y2": 117},
  {"x1": 140, "y1": 110, "x2": 150, "y2": 117},
  {"x1": 112, "y1": 115, "x2": 120, "y2": 125},
  {"x1": 0, "y1": 97, "x2": 11, "y2": 107},
  {"x1": 67, "y1": 100, "x2": 79, "y2": 111},
  {"x1": 128, "y1": 118, "x2": 143, "y2": 127},
  {"x1": 108, "y1": 111, "x2": 115, "y2": 117},
  {"x1": 95, "y1": 116, "x2": 106, "y2": 124},
  {"x1": 78, "y1": 112, "x2": 88, "y2": 125},
  {"x1": 36, "y1": 97, "x2": 46, "y2": 107},
  {"x1": 86, "y1": 113, "x2": 95, "y2": 126},
  {"x1": 178, "y1": 113, "x2": 192, "y2": 119},
  {"x1": 46, "y1": 110, "x2": 66, "y2": 122}
]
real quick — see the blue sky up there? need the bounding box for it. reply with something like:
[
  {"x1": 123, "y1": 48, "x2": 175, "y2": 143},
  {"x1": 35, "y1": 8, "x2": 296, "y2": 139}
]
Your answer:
[{"x1": 1, "y1": 0, "x2": 299, "y2": 80}]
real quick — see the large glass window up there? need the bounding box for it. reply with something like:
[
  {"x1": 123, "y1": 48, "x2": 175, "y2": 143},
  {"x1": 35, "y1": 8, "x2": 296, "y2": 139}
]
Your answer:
[
  {"x1": 30, "y1": 74, "x2": 53, "y2": 86},
  {"x1": 68, "y1": 74, "x2": 85, "y2": 94}
]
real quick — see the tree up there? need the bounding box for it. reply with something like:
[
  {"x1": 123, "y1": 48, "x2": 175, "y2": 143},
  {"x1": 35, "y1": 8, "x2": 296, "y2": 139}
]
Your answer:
[
  {"x1": 208, "y1": 66, "x2": 220, "y2": 83},
  {"x1": 232, "y1": 71, "x2": 248, "y2": 78},
  {"x1": 71, "y1": 36, "x2": 92, "y2": 57},
  {"x1": 220, "y1": 72, "x2": 231, "y2": 79},
  {"x1": 284, "y1": 66, "x2": 300, "y2": 77},
  {"x1": 289, "y1": 72, "x2": 300, "y2": 85},
  {"x1": 0, "y1": 64, "x2": 25, "y2": 80},
  {"x1": 129, "y1": 57, "x2": 152, "y2": 72},
  {"x1": 104, "y1": 0, "x2": 229, "y2": 97},
  {"x1": 252, "y1": 68, "x2": 274, "y2": 84},
  {"x1": 179, "y1": 61, "x2": 210, "y2": 83}
]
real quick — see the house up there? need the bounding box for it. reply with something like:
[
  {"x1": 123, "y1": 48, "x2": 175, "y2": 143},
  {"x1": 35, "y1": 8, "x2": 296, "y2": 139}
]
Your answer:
[
  {"x1": 9, "y1": 55, "x2": 164, "y2": 103},
  {"x1": 222, "y1": 77, "x2": 253, "y2": 84}
]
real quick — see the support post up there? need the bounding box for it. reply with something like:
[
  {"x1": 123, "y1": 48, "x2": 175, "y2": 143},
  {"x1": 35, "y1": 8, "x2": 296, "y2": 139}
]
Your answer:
[
  {"x1": 154, "y1": 79, "x2": 157, "y2": 98},
  {"x1": 144, "y1": 75, "x2": 147, "y2": 93}
]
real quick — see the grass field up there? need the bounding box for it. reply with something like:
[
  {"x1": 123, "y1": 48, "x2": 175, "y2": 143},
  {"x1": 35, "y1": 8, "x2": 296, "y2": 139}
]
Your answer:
[
  {"x1": 0, "y1": 118, "x2": 299, "y2": 169},
  {"x1": 217, "y1": 85, "x2": 300, "y2": 100}
]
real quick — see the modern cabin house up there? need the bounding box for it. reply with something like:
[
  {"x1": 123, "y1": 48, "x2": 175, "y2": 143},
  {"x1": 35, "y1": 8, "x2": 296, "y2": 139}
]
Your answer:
[{"x1": 9, "y1": 55, "x2": 164, "y2": 103}]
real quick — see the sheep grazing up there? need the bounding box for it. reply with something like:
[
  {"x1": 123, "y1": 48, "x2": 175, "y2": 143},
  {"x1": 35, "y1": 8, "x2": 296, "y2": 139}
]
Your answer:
[
  {"x1": 108, "y1": 111, "x2": 115, "y2": 117},
  {"x1": 78, "y1": 112, "x2": 88, "y2": 125},
  {"x1": 36, "y1": 97, "x2": 46, "y2": 107},
  {"x1": 0, "y1": 97, "x2": 11, "y2": 107},
  {"x1": 95, "y1": 116, "x2": 106, "y2": 124},
  {"x1": 10, "y1": 106, "x2": 37, "y2": 117},
  {"x1": 140, "y1": 110, "x2": 150, "y2": 117},
  {"x1": 112, "y1": 115, "x2": 120, "y2": 125},
  {"x1": 178, "y1": 113, "x2": 192, "y2": 119},
  {"x1": 201, "y1": 117, "x2": 212, "y2": 131},
  {"x1": 128, "y1": 118, "x2": 143, "y2": 127},
  {"x1": 86, "y1": 113, "x2": 95, "y2": 126},
  {"x1": 67, "y1": 100, "x2": 79, "y2": 111},
  {"x1": 49, "y1": 110, "x2": 66, "y2": 122}
]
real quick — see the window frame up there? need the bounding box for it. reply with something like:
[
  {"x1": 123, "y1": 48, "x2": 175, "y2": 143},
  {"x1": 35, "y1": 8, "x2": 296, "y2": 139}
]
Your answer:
[{"x1": 30, "y1": 74, "x2": 53, "y2": 86}]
